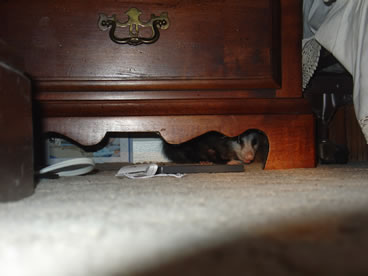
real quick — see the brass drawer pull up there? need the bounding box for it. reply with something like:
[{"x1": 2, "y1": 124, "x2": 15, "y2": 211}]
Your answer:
[{"x1": 98, "y1": 7, "x2": 169, "y2": 46}]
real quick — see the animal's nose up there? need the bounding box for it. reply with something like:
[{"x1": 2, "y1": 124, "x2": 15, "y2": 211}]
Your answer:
[{"x1": 244, "y1": 153, "x2": 254, "y2": 162}]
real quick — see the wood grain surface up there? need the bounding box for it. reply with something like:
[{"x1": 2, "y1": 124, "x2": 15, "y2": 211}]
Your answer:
[
  {"x1": 0, "y1": 0, "x2": 281, "y2": 90},
  {"x1": 43, "y1": 114, "x2": 316, "y2": 170},
  {"x1": 0, "y1": 0, "x2": 312, "y2": 170}
]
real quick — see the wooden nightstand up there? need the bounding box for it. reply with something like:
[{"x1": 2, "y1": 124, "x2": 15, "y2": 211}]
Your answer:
[{"x1": 0, "y1": 0, "x2": 315, "y2": 169}]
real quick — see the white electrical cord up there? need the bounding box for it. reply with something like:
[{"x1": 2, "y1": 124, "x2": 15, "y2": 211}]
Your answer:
[
  {"x1": 116, "y1": 164, "x2": 185, "y2": 179},
  {"x1": 37, "y1": 158, "x2": 95, "y2": 177}
]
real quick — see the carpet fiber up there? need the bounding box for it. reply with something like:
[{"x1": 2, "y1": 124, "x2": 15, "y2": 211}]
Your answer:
[{"x1": 1, "y1": 163, "x2": 368, "y2": 276}]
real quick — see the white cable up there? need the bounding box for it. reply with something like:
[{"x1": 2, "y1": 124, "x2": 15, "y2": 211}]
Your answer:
[{"x1": 37, "y1": 158, "x2": 95, "y2": 177}]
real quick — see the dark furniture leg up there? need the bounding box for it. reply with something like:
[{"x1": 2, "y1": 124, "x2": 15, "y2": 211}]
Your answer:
[
  {"x1": 0, "y1": 45, "x2": 34, "y2": 201},
  {"x1": 304, "y1": 73, "x2": 353, "y2": 164}
]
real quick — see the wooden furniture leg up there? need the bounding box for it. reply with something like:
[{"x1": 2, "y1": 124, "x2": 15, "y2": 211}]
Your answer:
[{"x1": 0, "y1": 50, "x2": 34, "y2": 201}]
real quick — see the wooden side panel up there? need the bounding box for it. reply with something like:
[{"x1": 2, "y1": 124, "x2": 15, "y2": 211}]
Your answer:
[
  {"x1": 276, "y1": 0, "x2": 302, "y2": 98},
  {"x1": 42, "y1": 114, "x2": 316, "y2": 169},
  {"x1": 345, "y1": 105, "x2": 368, "y2": 161},
  {"x1": 329, "y1": 105, "x2": 368, "y2": 161}
]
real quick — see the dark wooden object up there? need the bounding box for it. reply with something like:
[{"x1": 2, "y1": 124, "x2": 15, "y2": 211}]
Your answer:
[
  {"x1": 313, "y1": 49, "x2": 368, "y2": 162},
  {"x1": 0, "y1": 0, "x2": 316, "y2": 170},
  {"x1": 158, "y1": 164, "x2": 245, "y2": 174},
  {"x1": 328, "y1": 104, "x2": 368, "y2": 162},
  {"x1": 304, "y1": 46, "x2": 354, "y2": 164},
  {"x1": 0, "y1": 42, "x2": 34, "y2": 201}
]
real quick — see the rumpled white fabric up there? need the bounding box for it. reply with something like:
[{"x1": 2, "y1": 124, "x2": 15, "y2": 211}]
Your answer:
[
  {"x1": 303, "y1": 0, "x2": 334, "y2": 44},
  {"x1": 303, "y1": 0, "x2": 368, "y2": 143}
]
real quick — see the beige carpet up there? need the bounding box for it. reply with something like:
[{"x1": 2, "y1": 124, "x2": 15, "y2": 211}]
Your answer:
[{"x1": 1, "y1": 162, "x2": 368, "y2": 276}]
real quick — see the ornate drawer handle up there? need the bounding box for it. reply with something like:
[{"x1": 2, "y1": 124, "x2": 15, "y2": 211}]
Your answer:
[{"x1": 98, "y1": 7, "x2": 169, "y2": 46}]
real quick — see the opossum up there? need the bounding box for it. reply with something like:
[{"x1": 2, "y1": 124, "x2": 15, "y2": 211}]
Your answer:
[{"x1": 162, "y1": 130, "x2": 261, "y2": 164}]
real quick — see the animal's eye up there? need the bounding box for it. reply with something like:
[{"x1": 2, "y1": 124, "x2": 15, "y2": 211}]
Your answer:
[{"x1": 251, "y1": 138, "x2": 258, "y2": 147}]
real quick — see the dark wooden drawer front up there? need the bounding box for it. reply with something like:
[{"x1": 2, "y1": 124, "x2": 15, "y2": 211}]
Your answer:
[{"x1": 1, "y1": 0, "x2": 280, "y2": 91}]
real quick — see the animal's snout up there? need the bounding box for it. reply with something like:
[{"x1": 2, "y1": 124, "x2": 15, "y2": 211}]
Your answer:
[{"x1": 242, "y1": 152, "x2": 255, "y2": 163}]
